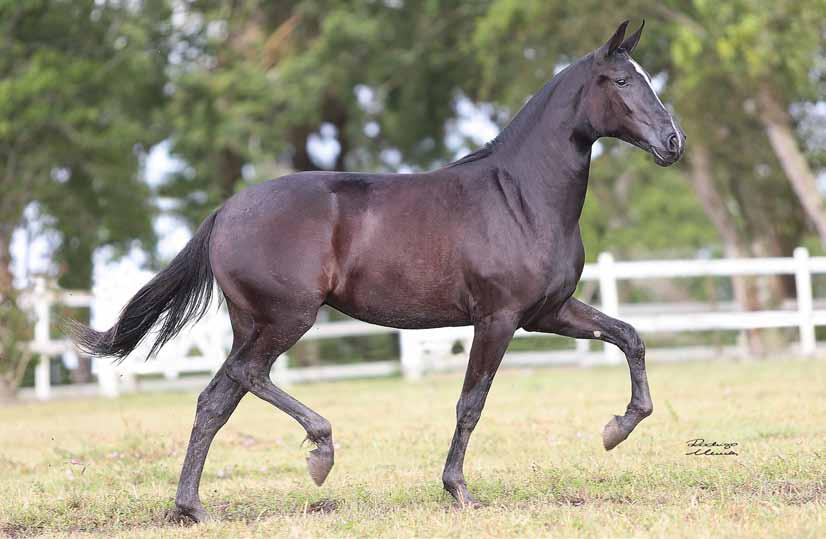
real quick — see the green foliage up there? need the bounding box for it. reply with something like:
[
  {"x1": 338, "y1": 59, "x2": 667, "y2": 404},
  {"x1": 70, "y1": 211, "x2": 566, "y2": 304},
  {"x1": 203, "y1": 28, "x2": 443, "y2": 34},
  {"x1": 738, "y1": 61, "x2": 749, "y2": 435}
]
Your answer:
[
  {"x1": 583, "y1": 146, "x2": 716, "y2": 260},
  {"x1": 2, "y1": 0, "x2": 826, "y2": 333},
  {"x1": 162, "y1": 0, "x2": 486, "y2": 226},
  {"x1": 472, "y1": 1, "x2": 825, "y2": 259},
  {"x1": 0, "y1": 0, "x2": 172, "y2": 287},
  {"x1": 678, "y1": 0, "x2": 826, "y2": 100}
]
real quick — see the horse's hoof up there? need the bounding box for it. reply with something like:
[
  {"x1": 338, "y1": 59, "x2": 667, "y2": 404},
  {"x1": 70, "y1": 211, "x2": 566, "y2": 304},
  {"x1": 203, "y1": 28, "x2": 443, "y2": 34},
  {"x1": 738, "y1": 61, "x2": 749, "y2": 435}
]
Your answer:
[
  {"x1": 307, "y1": 444, "x2": 334, "y2": 486},
  {"x1": 168, "y1": 504, "x2": 211, "y2": 524},
  {"x1": 602, "y1": 415, "x2": 630, "y2": 451}
]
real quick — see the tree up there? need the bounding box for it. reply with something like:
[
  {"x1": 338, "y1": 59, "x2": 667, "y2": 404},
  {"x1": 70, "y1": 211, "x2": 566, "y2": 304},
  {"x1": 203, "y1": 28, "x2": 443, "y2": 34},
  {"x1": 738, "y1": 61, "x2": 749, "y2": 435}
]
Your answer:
[
  {"x1": 471, "y1": 0, "x2": 822, "y2": 257},
  {"x1": 470, "y1": 1, "x2": 722, "y2": 259},
  {"x1": 470, "y1": 1, "x2": 823, "y2": 353},
  {"x1": 0, "y1": 0, "x2": 171, "y2": 391},
  {"x1": 162, "y1": 0, "x2": 487, "y2": 226},
  {"x1": 664, "y1": 0, "x2": 826, "y2": 245}
]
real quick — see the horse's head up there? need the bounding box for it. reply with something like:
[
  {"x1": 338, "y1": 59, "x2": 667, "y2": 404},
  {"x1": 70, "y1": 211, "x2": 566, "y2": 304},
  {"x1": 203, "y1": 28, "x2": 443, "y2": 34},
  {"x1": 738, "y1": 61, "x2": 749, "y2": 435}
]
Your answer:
[{"x1": 583, "y1": 21, "x2": 685, "y2": 167}]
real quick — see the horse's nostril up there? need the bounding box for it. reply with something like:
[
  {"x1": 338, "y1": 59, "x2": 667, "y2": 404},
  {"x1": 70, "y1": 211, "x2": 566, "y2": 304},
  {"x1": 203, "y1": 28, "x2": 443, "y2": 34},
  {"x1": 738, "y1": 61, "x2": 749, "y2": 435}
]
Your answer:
[{"x1": 666, "y1": 134, "x2": 680, "y2": 153}]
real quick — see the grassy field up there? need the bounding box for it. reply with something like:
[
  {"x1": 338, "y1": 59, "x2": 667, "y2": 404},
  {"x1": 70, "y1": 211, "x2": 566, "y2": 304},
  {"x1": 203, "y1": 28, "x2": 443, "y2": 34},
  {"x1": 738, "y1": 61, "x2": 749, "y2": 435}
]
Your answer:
[{"x1": 1, "y1": 358, "x2": 825, "y2": 538}]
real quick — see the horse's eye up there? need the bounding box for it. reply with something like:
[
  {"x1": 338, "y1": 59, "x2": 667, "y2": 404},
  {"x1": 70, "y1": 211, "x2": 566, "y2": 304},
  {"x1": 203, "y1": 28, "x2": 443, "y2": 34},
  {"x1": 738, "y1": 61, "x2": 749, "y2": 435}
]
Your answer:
[{"x1": 615, "y1": 78, "x2": 628, "y2": 87}]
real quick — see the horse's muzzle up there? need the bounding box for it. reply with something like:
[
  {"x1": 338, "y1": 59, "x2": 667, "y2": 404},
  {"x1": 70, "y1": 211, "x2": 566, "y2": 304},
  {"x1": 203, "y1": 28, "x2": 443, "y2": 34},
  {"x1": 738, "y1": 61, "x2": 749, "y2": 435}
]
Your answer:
[{"x1": 651, "y1": 130, "x2": 685, "y2": 167}]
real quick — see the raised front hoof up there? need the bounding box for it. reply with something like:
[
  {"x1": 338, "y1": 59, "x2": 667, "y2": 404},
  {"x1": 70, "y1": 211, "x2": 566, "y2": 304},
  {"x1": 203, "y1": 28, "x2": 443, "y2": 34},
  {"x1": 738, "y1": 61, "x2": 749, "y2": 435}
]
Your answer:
[
  {"x1": 602, "y1": 415, "x2": 631, "y2": 451},
  {"x1": 167, "y1": 504, "x2": 211, "y2": 525},
  {"x1": 307, "y1": 444, "x2": 335, "y2": 486}
]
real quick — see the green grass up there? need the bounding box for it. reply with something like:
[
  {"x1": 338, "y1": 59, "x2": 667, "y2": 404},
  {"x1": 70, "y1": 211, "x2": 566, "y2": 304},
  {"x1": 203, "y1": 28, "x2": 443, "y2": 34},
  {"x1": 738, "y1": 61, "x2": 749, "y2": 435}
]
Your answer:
[{"x1": 1, "y1": 358, "x2": 825, "y2": 538}]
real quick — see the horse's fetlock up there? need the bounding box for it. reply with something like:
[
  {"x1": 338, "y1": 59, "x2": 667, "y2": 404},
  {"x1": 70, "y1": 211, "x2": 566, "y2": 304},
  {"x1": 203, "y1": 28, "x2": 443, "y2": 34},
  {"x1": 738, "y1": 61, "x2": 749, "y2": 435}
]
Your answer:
[
  {"x1": 307, "y1": 417, "x2": 332, "y2": 444},
  {"x1": 630, "y1": 401, "x2": 653, "y2": 418},
  {"x1": 638, "y1": 402, "x2": 653, "y2": 417},
  {"x1": 442, "y1": 471, "x2": 464, "y2": 490}
]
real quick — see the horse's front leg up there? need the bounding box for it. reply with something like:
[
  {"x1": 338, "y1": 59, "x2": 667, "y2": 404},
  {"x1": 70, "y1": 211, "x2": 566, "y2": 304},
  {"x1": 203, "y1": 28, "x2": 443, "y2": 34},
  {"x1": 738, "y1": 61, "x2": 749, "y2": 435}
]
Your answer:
[
  {"x1": 442, "y1": 313, "x2": 519, "y2": 507},
  {"x1": 524, "y1": 297, "x2": 653, "y2": 450}
]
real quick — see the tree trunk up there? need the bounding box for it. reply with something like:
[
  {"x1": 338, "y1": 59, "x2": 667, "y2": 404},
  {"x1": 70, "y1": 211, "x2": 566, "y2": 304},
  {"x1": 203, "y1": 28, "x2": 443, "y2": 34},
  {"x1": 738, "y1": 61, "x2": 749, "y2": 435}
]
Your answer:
[
  {"x1": 0, "y1": 377, "x2": 17, "y2": 404},
  {"x1": 0, "y1": 223, "x2": 14, "y2": 298},
  {"x1": 687, "y1": 143, "x2": 765, "y2": 356},
  {"x1": 289, "y1": 126, "x2": 321, "y2": 172},
  {"x1": 757, "y1": 83, "x2": 826, "y2": 246},
  {"x1": 323, "y1": 95, "x2": 350, "y2": 171},
  {"x1": 218, "y1": 147, "x2": 244, "y2": 201}
]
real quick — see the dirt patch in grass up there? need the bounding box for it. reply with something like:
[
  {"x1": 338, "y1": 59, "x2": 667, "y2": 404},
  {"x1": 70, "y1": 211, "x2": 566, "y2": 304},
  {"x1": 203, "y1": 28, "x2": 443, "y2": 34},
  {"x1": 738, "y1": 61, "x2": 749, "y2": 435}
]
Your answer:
[
  {"x1": 755, "y1": 480, "x2": 826, "y2": 505},
  {"x1": 305, "y1": 498, "x2": 339, "y2": 514},
  {"x1": 599, "y1": 493, "x2": 636, "y2": 505},
  {"x1": 1, "y1": 523, "x2": 28, "y2": 539},
  {"x1": 555, "y1": 494, "x2": 586, "y2": 506}
]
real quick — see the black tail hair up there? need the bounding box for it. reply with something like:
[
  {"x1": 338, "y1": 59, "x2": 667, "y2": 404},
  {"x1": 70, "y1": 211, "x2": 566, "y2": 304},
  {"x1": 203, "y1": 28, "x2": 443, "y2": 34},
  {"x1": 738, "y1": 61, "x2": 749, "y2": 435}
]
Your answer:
[{"x1": 69, "y1": 210, "x2": 220, "y2": 362}]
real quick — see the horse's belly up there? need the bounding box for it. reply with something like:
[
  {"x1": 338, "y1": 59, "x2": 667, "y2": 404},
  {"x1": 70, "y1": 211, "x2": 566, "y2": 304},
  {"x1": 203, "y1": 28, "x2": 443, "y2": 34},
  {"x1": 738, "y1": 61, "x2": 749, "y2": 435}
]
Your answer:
[
  {"x1": 326, "y1": 262, "x2": 471, "y2": 329},
  {"x1": 326, "y1": 299, "x2": 471, "y2": 330}
]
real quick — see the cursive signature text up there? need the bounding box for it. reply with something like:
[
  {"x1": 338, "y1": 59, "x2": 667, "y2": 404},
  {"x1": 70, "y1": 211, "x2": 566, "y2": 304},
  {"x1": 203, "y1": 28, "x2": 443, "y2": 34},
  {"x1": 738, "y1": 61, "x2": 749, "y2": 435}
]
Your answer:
[{"x1": 685, "y1": 438, "x2": 739, "y2": 456}]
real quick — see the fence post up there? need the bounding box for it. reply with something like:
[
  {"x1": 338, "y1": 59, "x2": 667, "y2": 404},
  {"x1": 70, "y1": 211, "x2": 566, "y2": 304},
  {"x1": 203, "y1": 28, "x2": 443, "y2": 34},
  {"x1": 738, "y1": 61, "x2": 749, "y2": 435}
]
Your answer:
[
  {"x1": 598, "y1": 252, "x2": 622, "y2": 364},
  {"x1": 400, "y1": 330, "x2": 423, "y2": 380},
  {"x1": 575, "y1": 338, "x2": 591, "y2": 365},
  {"x1": 96, "y1": 357, "x2": 120, "y2": 398},
  {"x1": 163, "y1": 340, "x2": 181, "y2": 380},
  {"x1": 794, "y1": 247, "x2": 816, "y2": 356},
  {"x1": 33, "y1": 279, "x2": 51, "y2": 401},
  {"x1": 272, "y1": 353, "x2": 290, "y2": 387}
]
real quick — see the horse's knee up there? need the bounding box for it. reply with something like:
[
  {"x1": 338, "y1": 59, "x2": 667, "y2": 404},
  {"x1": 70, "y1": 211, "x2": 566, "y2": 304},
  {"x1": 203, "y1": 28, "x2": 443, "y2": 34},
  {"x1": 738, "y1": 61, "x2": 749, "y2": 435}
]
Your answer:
[{"x1": 616, "y1": 321, "x2": 645, "y2": 360}]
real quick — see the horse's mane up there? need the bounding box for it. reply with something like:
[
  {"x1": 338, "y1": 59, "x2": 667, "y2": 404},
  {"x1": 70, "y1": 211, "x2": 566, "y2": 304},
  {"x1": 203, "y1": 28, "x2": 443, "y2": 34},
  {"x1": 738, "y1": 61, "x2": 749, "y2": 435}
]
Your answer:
[
  {"x1": 446, "y1": 54, "x2": 592, "y2": 168},
  {"x1": 445, "y1": 140, "x2": 499, "y2": 168}
]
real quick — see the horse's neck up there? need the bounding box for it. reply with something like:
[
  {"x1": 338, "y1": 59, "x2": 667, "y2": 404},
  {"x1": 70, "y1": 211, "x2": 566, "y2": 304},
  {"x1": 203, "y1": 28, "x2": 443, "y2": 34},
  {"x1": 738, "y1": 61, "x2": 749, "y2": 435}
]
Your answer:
[{"x1": 496, "y1": 73, "x2": 595, "y2": 228}]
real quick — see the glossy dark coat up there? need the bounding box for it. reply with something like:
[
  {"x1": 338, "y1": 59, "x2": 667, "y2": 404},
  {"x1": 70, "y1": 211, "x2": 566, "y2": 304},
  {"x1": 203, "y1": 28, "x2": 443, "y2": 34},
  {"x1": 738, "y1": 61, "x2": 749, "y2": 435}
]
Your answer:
[{"x1": 72, "y1": 21, "x2": 685, "y2": 521}]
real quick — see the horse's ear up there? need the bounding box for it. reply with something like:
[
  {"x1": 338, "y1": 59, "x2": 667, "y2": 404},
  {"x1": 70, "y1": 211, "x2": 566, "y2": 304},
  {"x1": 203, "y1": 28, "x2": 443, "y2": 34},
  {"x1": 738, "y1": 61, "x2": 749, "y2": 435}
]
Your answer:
[
  {"x1": 620, "y1": 20, "x2": 644, "y2": 53},
  {"x1": 598, "y1": 20, "x2": 629, "y2": 60}
]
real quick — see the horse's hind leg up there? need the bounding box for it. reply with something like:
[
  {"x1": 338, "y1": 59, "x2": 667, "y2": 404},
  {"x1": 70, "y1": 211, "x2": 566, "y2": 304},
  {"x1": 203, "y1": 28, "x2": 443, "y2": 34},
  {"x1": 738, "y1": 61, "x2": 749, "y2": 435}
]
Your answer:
[
  {"x1": 174, "y1": 367, "x2": 246, "y2": 522},
  {"x1": 225, "y1": 315, "x2": 335, "y2": 486},
  {"x1": 524, "y1": 298, "x2": 653, "y2": 450},
  {"x1": 173, "y1": 305, "x2": 258, "y2": 522}
]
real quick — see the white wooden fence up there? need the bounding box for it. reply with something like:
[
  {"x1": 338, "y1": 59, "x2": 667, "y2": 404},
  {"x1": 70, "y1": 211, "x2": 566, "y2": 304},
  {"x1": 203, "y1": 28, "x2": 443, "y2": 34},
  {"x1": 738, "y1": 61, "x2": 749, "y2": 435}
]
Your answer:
[{"x1": 17, "y1": 248, "x2": 826, "y2": 400}]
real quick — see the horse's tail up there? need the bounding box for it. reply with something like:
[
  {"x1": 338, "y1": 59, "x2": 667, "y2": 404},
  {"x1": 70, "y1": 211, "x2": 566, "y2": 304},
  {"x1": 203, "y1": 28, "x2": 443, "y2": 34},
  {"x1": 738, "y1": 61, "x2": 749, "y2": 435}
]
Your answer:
[{"x1": 69, "y1": 209, "x2": 220, "y2": 362}]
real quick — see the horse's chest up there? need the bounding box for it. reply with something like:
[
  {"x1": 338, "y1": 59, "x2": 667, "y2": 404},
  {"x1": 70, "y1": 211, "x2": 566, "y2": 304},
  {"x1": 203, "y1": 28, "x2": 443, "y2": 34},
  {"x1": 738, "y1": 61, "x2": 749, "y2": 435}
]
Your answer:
[{"x1": 531, "y1": 240, "x2": 585, "y2": 307}]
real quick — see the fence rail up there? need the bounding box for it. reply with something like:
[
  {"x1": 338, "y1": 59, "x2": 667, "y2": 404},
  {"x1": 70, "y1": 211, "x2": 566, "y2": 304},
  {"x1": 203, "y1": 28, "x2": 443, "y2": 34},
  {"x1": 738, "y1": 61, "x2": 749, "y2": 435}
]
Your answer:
[{"x1": 17, "y1": 248, "x2": 826, "y2": 400}]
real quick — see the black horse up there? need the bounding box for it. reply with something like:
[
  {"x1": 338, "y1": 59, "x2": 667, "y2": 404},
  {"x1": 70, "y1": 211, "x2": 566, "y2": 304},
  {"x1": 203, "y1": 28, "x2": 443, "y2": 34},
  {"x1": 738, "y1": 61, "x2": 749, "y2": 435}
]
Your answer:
[{"x1": 73, "y1": 20, "x2": 684, "y2": 521}]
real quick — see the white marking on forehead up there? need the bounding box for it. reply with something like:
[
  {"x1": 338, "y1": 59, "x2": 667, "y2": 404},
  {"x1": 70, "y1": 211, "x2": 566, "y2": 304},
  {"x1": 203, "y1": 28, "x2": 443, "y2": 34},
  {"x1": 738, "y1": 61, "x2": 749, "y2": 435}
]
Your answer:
[
  {"x1": 629, "y1": 57, "x2": 681, "y2": 151},
  {"x1": 629, "y1": 58, "x2": 661, "y2": 105}
]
